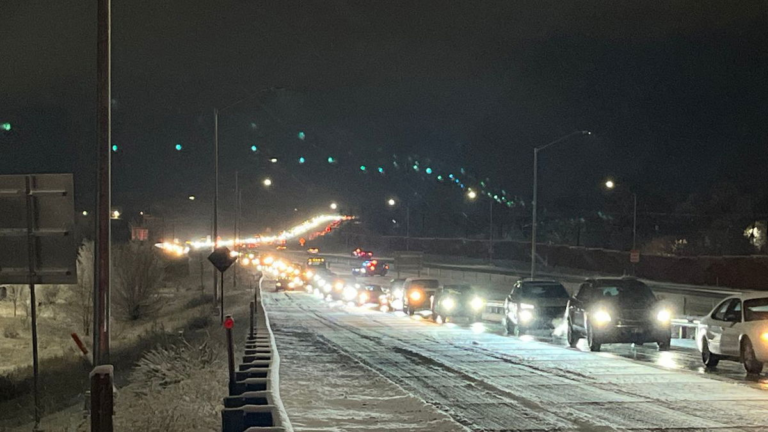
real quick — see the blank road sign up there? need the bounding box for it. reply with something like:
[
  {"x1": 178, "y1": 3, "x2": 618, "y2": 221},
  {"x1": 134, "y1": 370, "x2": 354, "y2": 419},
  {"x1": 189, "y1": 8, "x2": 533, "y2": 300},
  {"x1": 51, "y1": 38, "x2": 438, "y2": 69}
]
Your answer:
[{"x1": 0, "y1": 174, "x2": 78, "y2": 284}]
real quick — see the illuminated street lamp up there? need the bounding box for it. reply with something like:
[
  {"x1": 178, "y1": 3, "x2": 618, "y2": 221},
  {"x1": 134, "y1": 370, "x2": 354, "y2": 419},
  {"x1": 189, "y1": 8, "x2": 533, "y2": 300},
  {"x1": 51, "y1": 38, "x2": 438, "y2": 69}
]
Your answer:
[
  {"x1": 467, "y1": 189, "x2": 494, "y2": 263},
  {"x1": 602, "y1": 179, "x2": 638, "y2": 255},
  {"x1": 82, "y1": 211, "x2": 89, "y2": 216},
  {"x1": 111, "y1": 210, "x2": 121, "y2": 220},
  {"x1": 387, "y1": 198, "x2": 410, "y2": 250},
  {"x1": 263, "y1": 178, "x2": 273, "y2": 187},
  {"x1": 188, "y1": 195, "x2": 196, "y2": 201},
  {"x1": 330, "y1": 202, "x2": 338, "y2": 210}
]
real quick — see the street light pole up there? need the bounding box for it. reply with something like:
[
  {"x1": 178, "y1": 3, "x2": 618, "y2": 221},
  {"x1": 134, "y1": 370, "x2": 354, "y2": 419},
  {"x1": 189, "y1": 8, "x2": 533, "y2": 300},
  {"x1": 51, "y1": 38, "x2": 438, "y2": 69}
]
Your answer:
[
  {"x1": 530, "y1": 131, "x2": 591, "y2": 278},
  {"x1": 213, "y1": 108, "x2": 219, "y2": 304},
  {"x1": 406, "y1": 205, "x2": 410, "y2": 251},
  {"x1": 632, "y1": 192, "x2": 637, "y2": 251},
  {"x1": 233, "y1": 170, "x2": 239, "y2": 288},
  {"x1": 489, "y1": 198, "x2": 493, "y2": 263}
]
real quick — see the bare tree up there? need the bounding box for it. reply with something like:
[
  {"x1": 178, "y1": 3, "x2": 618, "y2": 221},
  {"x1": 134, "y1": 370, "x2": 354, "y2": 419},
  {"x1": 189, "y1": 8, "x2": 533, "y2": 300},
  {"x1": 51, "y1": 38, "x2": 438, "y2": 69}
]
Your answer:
[
  {"x1": 64, "y1": 241, "x2": 94, "y2": 336},
  {"x1": 6, "y1": 285, "x2": 20, "y2": 317},
  {"x1": 113, "y1": 242, "x2": 165, "y2": 321},
  {"x1": 41, "y1": 285, "x2": 62, "y2": 319}
]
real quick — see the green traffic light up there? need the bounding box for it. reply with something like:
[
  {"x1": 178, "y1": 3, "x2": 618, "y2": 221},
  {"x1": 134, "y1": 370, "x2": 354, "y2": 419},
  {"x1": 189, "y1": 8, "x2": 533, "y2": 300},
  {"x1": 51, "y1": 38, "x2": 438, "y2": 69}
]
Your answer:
[
  {"x1": 175, "y1": 144, "x2": 182, "y2": 151},
  {"x1": 250, "y1": 145, "x2": 258, "y2": 152},
  {"x1": 1, "y1": 122, "x2": 11, "y2": 131},
  {"x1": 299, "y1": 157, "x2": 305, "y2": 164},
  {"x1": 111, "y1": 144, "x2": 118, "y2": 152},
  {"x1": 360, "y1": 165, "x2": 367, "y2": 171}
]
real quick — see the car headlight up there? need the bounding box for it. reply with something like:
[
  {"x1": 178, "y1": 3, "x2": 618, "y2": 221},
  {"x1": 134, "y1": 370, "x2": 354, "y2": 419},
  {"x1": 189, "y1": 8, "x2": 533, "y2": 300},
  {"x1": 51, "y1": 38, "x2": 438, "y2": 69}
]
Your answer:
[
  {"x1": 410, "y1": 291, "x2": 422, "y2": 301},
  {"x1": 334, "y1": 282, "x2": 345, "y2": 291},
  {"x1": 442, "y1": 297, "x2": 456, "y2": 310},
  {"x1": 520, "y1": 303, "x2": 535, "y2": 310},
  {"x1": 593, "y1": 310, "x2": 612, "y2": 324},
  {"x1": 393, "y1": 289, "x2": 403, "y2": 299},
  {"x1": 343, "y1": 286, "x2": 358, "y2": 301},
  {"x1": 656, "y1": 309, "x2": 671, "y2": 324},
  {"x1": 306, "y1": 270, "x2": 314, "y2": 278},
  {"x1": 276, "y1": 282, "x2": 282, "y2": 287},
  {"x1": 379, "y1": 295, "x2": 388, "y2": 303},
  {"x1": 322, "y1": 285, "x2": 331, "y2": 293},
  {"x1": 519, "y1": 309, "x2": 534, "y2": 323},
  {"x1": 359, "y1": 292, "x2": 369, "y2": 303},
  {"x1": 288, "y1": 282, "x2": 295, "y2": 288},
  {"x1": 761, "y1": 332, "x2": 768, "y2": 342},
  {"x1": 470, "y1": 297, "x2": 485, "y2": 311}
]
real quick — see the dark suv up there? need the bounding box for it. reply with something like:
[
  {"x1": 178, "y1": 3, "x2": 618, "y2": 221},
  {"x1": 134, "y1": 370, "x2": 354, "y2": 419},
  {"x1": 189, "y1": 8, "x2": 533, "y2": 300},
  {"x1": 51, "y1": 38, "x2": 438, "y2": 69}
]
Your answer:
[
  {"x1": 503, "y1": 279, "x2": 569, "y2": 336},
  {"x1": 565, "y1": 277, "x2": 672, "y2": 351},
  {"x1": 431, "y1": 284, "x2": 485, "y2": 323}
]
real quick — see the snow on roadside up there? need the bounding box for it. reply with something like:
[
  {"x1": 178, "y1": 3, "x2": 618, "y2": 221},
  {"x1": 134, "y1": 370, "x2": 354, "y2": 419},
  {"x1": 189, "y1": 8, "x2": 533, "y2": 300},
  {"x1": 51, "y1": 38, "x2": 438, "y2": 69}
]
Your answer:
[{"x1": 270, "y1": 311, "x2": 466, "y2": 431}]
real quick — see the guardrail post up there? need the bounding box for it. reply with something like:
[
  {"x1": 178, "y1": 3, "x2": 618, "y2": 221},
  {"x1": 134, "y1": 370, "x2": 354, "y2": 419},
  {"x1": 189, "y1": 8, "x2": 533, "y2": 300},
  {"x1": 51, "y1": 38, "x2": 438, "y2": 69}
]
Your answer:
[
  {"x1": 224, "y1": 315, "x2": 236, "y2": 395},
  {"x1": 90, "y1": 365, "x2": 114, "y2": 432}
]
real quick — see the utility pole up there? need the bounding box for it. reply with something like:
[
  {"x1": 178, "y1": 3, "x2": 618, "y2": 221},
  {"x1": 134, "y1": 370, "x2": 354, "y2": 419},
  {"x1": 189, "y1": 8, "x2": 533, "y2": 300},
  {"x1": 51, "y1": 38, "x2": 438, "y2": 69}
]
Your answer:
[
  {"x1": 233, "y1": 171, "x2": 239, "y2": 288},
  {"x1": 213, "y1": 108, "x2": 219, "y2": 304},
  {"x1": 95, "y1": 0, "x2": 111, "y2": 366}
]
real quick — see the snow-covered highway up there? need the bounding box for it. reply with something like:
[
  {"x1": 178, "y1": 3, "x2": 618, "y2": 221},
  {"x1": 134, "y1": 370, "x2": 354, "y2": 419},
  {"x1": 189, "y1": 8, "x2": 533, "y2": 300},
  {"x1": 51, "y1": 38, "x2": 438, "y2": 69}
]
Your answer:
[{"x1": 264, "y1": 287, "x2": 768, "y2": 431}]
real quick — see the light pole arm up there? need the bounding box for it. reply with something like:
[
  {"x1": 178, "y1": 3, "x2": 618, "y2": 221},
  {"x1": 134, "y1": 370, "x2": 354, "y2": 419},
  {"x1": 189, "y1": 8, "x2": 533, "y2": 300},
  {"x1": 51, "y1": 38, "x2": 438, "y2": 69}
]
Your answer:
[{"x1": 535, "y1": 130, "x2": 591, "y2": 152}]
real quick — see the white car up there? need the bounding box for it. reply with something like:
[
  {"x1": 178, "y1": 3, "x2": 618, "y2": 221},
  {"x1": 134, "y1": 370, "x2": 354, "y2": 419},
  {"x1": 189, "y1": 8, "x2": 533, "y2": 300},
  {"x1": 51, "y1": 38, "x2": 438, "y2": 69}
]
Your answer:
[{"x1": 696, "y1": 293, "x2": 768, "y2": 374}]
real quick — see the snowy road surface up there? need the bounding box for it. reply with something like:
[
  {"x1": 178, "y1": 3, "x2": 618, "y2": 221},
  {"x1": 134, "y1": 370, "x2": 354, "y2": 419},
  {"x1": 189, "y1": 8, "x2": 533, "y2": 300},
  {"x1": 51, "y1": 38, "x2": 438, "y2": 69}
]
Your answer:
[{"x1": 264, "y1": 288, "x2": 768, "y2": 431}]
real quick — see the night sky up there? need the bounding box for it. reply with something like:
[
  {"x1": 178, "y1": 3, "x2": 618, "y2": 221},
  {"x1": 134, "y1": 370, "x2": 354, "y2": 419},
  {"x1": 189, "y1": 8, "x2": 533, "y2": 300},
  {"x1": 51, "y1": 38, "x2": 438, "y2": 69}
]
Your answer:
[{"x1": 2, "y1": 1, "x2": 767, "y2": 238}]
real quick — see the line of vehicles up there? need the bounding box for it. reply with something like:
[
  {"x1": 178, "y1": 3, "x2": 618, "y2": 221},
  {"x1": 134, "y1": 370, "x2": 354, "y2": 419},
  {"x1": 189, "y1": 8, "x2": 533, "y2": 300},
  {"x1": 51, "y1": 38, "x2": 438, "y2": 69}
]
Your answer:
[{"x1": 253, "y1": 250, "x2": 768, "y2": 376}]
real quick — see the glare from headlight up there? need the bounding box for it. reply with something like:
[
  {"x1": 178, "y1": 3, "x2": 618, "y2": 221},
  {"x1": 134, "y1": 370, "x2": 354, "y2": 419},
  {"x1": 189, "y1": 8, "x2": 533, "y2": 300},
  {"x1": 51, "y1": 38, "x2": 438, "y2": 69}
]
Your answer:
[
  {"x1": 470, "y1": 297, "x2": 485, "y2": 311},
  {"x1": 334, "y1": 281, "x2": 345, "y2": 291},
  {"x1": 359, "y1": 292, "x2": 369, "y2": 303},
  {"x1": 656, "y1": 309, "x2": 671, "y2": 323},
  {"x1": 442, "y1": 297, "x2": 456, "y2": 310},
  {"x1": 343, "y1": 286, "x2": 358, "y2": 301},
  {"x1": 519, "y1": 309, "x2": 534, "y2": 323},
  {"x1": 761, "y1": 332, "x2": 768, "y2": 342},
  {"x1": 520, "y1": 303, "x2": 535, "y2": 310},
  {"x1": 593, "y1": 310, "x2": 612, "y2": 324},
  {"x1": 393, "y1": 289, "x2": 403, "y2": 299},
  {"x1": 410, "y1": 291, "x2": 422, "y2": 301}
]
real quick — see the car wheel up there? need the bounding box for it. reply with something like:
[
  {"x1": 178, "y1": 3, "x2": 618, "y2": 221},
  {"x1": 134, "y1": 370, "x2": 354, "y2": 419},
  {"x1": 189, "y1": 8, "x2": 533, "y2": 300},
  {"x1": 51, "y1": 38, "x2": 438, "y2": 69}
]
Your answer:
[
  {"x1": 657, "y1": 337, "x2": 671, "y2": 351},
  {"x1": 701, "y1": 339, "x2": 720, "y2": 368},
  {"x1": 566, "y1": 319, "x2": 579, "y2": 348},
  {"x1": 587, "y1": 322, "x2": 601, "y2": 352},
  {"x1": 742, "y1": 338, "x2": 764, "y2": 375}
]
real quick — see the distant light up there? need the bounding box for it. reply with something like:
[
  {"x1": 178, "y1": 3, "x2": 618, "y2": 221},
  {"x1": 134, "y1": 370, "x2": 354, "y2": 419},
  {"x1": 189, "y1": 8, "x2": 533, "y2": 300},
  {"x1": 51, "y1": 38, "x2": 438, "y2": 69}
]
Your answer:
[
  {"x1": 437, "y1": 175, "x2": 443, "y2": 181},
  {"x1": 111, "y1": 210, "x2": 121, "y2": 219},
  {"x1": 412, "y1": 164, "x2": 419, "y2": 171},
  {"x1": 1, "y1": 122, "x2": 11, "y2": 131},
  {"x1": 298, "y1": 131, "x2": 306, "y2": 140},
  {"x1": 449, "y1": 174, "x2": 454, "y2": 179},
  {"x1": 460, "y1": 168, "x2": 466, "y2": 174},
  {"x1": 250, "y1": 122, "x2": 257, "y2": 129},
  {"x1": 188, "y1": 195, "x2": 196, "y2": 200},
  {"x1": 467, "y1": 190, "x2": 477, "y2": 200},
  {"x1": 111, "y1": 144, "x2": 118, "y2": 152},
  {"x1": 330, "y1": 202, "x2": 338, "y2": 210},
  {"x1": 175, "y1": 143, "x2": 182, "y2": 151},
  {"x1": 82, "y1": 211, "x2": 88, "y2": 216},
  {"x1": 455, "y1": 179, "x2": 460, "y2": 184},
  {"x1": 298, "y1": 157, "x2": 305, "y2": 164},
  {"x1": 250, "y1": 145, "x2": 258, "y2": 152},
  {"x1": 605, "y1": 179, "x2": 615, "y2": 189},
  {"x1": 425, "y1": 167, "x2": 433, "y2": 175},
  {"x1": 480, "y1": 181, "x2": 486, "y2": 187},
  {"x1": 378, "y1": 167, "x2": 384, "y2": 173},
  {"x1": 269, "y1": 158, "x2": 278, "y2": 163},
  {"x1": 263, "y1": 178, "x2": 272, "y2": 187},
  {"x1": 360, "y1": 165, "x2": 366, "y2": 171},
  {"x1": 387, "y1": 198, "x2": 396, "y2": 206},
  {"x1": 140, "y1": 211, "x2": 144, "y2": 215},
  {"x1": 327, "y1": 156, "x2": 336, "y2": 164},
  {"x1": 493, "y1": 195, "x2": 499, "y2": 200}
]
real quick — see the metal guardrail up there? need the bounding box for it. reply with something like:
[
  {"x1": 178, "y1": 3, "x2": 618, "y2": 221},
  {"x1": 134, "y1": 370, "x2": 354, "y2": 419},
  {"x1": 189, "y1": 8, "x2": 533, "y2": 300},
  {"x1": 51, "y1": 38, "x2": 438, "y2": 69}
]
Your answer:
[{"x1": 221, "y1": 288, "x2": 293, "y2": 432}]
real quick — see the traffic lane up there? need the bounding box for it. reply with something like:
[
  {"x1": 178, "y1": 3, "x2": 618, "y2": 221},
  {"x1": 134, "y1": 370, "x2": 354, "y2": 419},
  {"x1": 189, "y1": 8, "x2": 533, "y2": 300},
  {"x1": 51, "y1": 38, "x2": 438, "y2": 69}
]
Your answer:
[
  {"x1": 318, "y1": 264, "x2": 768, "y2": 391},
  {"x1": 265, "y1": 291, "x2": 768, "y2": 430}
]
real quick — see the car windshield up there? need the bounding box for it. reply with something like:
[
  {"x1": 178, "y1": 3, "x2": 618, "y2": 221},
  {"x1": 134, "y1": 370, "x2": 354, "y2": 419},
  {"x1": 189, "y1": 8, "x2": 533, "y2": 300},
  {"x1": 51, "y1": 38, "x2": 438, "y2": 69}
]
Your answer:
[
  {"x1": 594, "y1": 281, "x2": 657, "y2": 306},
  {"x1": 365, "y1": 285, "x2": 383, "y2": 294},
  {"x1": 520, "y1": 283, "x2": 568, "y2": 299},
  {"x1": 744, "y1": 298, "x2": 768, "y2": 322},
  {"x1": 444, "y1": 285, "x2": 473, "y2": 294},
  {"x1": 410, "y1": 280, "x2": 439, "y2": 290}
]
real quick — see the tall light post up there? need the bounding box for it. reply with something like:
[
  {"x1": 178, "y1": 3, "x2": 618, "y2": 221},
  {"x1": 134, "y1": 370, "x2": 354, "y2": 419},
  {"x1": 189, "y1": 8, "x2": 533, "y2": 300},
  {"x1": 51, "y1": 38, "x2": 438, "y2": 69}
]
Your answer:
[
  {"x1": 212, "y1": 87, "x2": 282, "y2": 303},
  {"x1": 467, "y1": 189, "x2": 494, "y2": 263},
  {"x1": 604, "y1": 179, "x2": 638, "y2": 253},
  {"x1": 388, "y1": 198, "x2": 410, "y2": 250},
  {"x1": 531, "y1": 131, "x2": 591, "y2": 278}
]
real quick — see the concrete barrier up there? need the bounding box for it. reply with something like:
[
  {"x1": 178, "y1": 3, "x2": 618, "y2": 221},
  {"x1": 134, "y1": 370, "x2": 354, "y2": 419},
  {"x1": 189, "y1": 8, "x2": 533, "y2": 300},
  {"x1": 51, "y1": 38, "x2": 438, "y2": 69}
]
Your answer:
[{"x1": 221, "y1": 291, "x2": 293, "y2": 432}]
